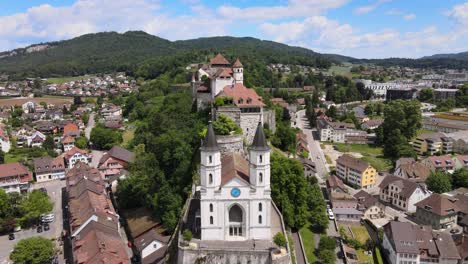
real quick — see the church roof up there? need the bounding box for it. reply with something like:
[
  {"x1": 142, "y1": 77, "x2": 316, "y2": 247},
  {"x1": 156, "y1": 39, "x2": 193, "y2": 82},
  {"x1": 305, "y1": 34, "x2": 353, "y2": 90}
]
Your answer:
[
  {"x1": 232, "y1": 58, "x2": 243, "y2": 67},
  {"x1": 221, "y1": 153, "x2": 250, "y2": 186},
  {"x1": 210, "y1": 53, "x2": 230, "y2": 66},
  {"x1": 220, "y1": 83, "x2": 265, "y2": 107},
  {"x1": 201, "y1": 122, "x2": 219, "y2": 152},
  {"x1": 251, "y1": 122, "x2": 270, "y2": 151}
]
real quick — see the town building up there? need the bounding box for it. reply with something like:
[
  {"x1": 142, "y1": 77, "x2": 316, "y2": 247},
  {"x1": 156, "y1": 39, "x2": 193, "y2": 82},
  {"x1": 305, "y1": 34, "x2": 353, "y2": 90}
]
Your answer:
[
  {"x1": 422, "y1": 119, "x2": 467, "y2": 133},
  {"x1": 63, "y1": 123, "x2": 80, "y2": 137},
  {"x1": 423, "y1": 155, "x2": 455, "y2": 173},
  {"x1": 178, "y1": 123, "x2": 290, "y2": 263},
  {"x1": 0, "y1": 127, "x2": 11, "y2": 152},
  {"x1": 0, "y1": 162, "x2": 32, "y2": 193},
  {"x1": 63, "y1": 147, "x2": 92, "y2": 168},
  {"x1": 330, "y1": 192, "x2": 363, "y2": 222},
  {"x1": 415, "y1": 193, "x2": 460, "y2": 230},
  {"x1": 385, "y1": 88, "x2": 418, "y2": 101},
  {"x1": 454, "y1": 155, "x2": 468, "y2": 170},
  {"x1": 379, "y1": 175, "x2": 431, "y2": 212},
  {"x1": 412, "y1": 132, "x2": 453, "y2": 155},
  {"x1": 382, "y1": 221, "x2": 460, "y2": 264},
  {"x1": 433, "y1": 88, "x2": 458, "y2": 100},
  {"x1": 361, "y1": 119, "x2": 383, "y2": 130},
  {"x1": 100, "y1": 104, "x2": 122, "y2": 119},
  {"x1": 98, "y1": 146, "x2": 134, "y2": 180},
  {"x1": 394, "y1": 158, "x2": 431, "y2": 183},
  {"x1": 354, "y1": 190, "x2": 385, "y2": 219},
  {"x1": 446, "y1": 130, "x2": 468, "y2": 154},
  {"x1": 317, "y1": 117, "x2": 355, "y2": 143},
  {"x1": 336, "y1": 154, "x2": 376, "y2": 189},
  {"x1": 61, "y1": 136, "x2": 75, "y2": 152},
  {"x1": 326, "y1": 175, "x2": 347, "y2": 193},
  {"x1": 33, "y1": 156, "x2": 65, "y2": 182}
]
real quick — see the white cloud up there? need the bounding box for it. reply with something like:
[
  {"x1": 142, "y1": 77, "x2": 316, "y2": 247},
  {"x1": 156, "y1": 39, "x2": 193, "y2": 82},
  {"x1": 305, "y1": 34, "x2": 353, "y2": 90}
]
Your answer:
[
  {"x1": 354, "y1": 0, "x2": 393, "y2": 15},
  {"x1": 448, "y1": 2, "x2": 468, "y2": 25},
  {"x1": 403, "y1": 13, "x2": 416, "y2": 20}
]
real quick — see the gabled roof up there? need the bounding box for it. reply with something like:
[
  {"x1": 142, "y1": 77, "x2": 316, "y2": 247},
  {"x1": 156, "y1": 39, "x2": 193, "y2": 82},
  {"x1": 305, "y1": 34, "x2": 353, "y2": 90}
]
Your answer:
[
  {"x1": 383, "y1": 221, "x2": 419, "y2": 254},
  {"x1": 98, "y1": 146, "x2": 134, "y2": 166},
  {"x1": 34, "y1": 156, "x2": 65, "y2": 174},
  {"x1": 336, "y1": 154, "x2": 372, "y2": 173},
  {"x1": 327, "y1": 175, "x2": 346, "y2": 191},
  {"x1": 379, "y1": 175, "x2": 422, "y2": 198},
  {"x1": 0, "y1": 163, "x2": 32, "y2": 181},
  {"x1": 415, "y1": 193, "x2": 460, "y2": 216},
  {"x1": 64, "y1": 147, "x2": 89, "y2": 160},
  {"x1": 221, "y1": 153, "x2": 250, "y2": 186},
  {"x1": 220, "y1": 83, "x2": 264, "y2": 107},
  {"x1": 210, "y1": 53, "x2": 230, "y2": 65},
  {"x1": 425, "y1": 155, "x2": 454, "y2": 168},
  {"x1": 354, "y1": 190, "x2": 379, "y2": 209},
  {"x1": 232, "y1": 58, "x2": 243, "y2": 67}
]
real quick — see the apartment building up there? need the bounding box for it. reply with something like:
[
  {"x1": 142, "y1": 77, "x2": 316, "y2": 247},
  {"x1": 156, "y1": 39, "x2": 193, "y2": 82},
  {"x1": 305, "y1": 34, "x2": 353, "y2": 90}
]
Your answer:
[
  {"x1": 336, "y1": 154, "x2": 376, "y2": 189},
  {"x1": 317, "y1": 117, "x2": 354, "y2": 143},
  {"x1": 0, "y1": 163, "x2": 32, "y2": 193},
  {"x1": 379, "y1": 175, "x2": 431, "y2": 212},
  {"x1": 415, "y1": 194, "x2": 460, "y2": 230},
  {"x1": 423, "y1": 155, "x2": 455, "y2": 173},
  {"x1": 412, "y1": 132, "x2": 453, "y2": 156}
]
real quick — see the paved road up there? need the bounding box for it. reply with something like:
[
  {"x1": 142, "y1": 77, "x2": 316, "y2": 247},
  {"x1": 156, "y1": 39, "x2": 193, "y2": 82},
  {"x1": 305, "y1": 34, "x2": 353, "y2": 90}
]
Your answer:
[
  {"x1": 291, "y1": 231, "x2": 306, "y2": 264},
  {"x1": 89, "y1": 150, "x2": 104, "y2": 168},
  {"x1": 85, "y1": 112, "x2": 95, "y2": 140},
  {"x1": 0, "y1": 180, "x2": 65, "y2": 264},
  {"x1": 294, "y1": 109, "x2": 329, "y2": 179}
]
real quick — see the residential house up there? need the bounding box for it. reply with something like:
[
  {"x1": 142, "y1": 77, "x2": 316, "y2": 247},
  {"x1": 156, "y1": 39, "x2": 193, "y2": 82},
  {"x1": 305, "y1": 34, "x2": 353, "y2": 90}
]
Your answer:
[
  {"x1": 394, "y1": 157, "x2": 431, "y2": 183},
  {"x1": 0, "y1": 127, "x2": 11, "y2": 152},
  {"x1": 317, "y1": 116, "x2": 354, "y2": 143},
  {"x1": 354, "y1": 190, "x2": 385, "y2": 219},
  {"x1": 296, "y1": 133, "x2": 309, "y2": 155},
  {"x1": 33, "y1": 156, "x2": 65, "y2": 182},
  {"x1": 100, "y1": 104, "x2": 122, "y2": 119},
  {"x1": 423, "y1": 155, "x2": 455, "y2": 173},
  {"x1": 63, "y1": 147, "x2": 92, "y2": 169},
  {"x1": 446, "y1": 130, "x2": 468, "y2": 154},
  {"x1": 330, "y1": 192, "x2": 363, "y2": 222},
  {"x1": 61, "y1": 136, "x2": 75, "y2": 152},
  {"x1": 336, "y1": 154, "x2": 376, "y2": 189},
  {"x1": 34, "y1": 121, "x2": 57, "y2": 134},
  {"x1": 382, "y1": 221, "x2": 460, "y2": 264},
  {"x1": 327, "y1": 175, "x2": 347, "y2": 193},
  {"x1": 63, "y1": 123, "x2": 80, "y2": 138},
  {"x1": 0, "y1": 162, "x2": 32, "y2": 193},
  {"x1": 21, "y1": 101, "x2": 35, "y2": 113},
  {"x1": 26, "y1": 130, "x2": 46, "y2": 147},
  {"x1": 361, "y1": 119, "x2": 383, "y2": 130},
  {"x1": 423, "y1": 119, "x2": 467, "y2": 133},
  {"x1": 415, "y1": 194, "x2": 460, "y2": 230},
  {"x1": 455, "y1": 235, "x2": 468, "y2": 264},
  {"x1": 97, "y1": 146, "x2": 134, "y2": 180},
  {"x1": 133, "y1": 229, "x2": 170, "y2": 264},
  {"x1": 379, "y1": 175, "x2": 431, "y2": 212},
  {"x1": 412, "y1": 132, "x2": 453, "y2": 156},
  {"x1": 297, "y1": 157, "x2": 316, "y2": 177},
  {"x1": 454, "y1": 155, "x2": 468, "y2": 170}
]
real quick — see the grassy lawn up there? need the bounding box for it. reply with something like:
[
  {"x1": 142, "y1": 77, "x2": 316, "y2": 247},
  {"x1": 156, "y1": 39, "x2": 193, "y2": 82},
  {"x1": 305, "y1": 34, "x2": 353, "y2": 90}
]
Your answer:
[
  {"x1": 299, "y1": 222, "x2": 317, "y2": 264},
  {"x1": 350, "y1": 225, "x2": 370, "y2": 244},
  {"x1": 122, "y1": 128, "x2": 135, "y2": 147},
  {"x1": 288, "y1": 234, "x2": 297, "y2": 264},
  {"x1": 325, "y1": 154, "x2": 332, "y2": 164},
  {"x1": 46, "y1": 75, "x2": 95, "y2": 84},
  {"x1": 330, "y1": 143, "x2": 392, "y2": 171},
  {"x1": 5, "y1": 147, "x2": 48, "y2": 163},
  {"x1": 416, "y1": 129, "x2": 434, "y2": 136},
  {"x1": 357, "y1": 249, "x2": 374, "y2": 264}
]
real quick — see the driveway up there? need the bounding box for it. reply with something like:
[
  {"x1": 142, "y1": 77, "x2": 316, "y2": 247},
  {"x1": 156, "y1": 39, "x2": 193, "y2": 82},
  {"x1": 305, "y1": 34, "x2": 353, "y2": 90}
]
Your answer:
[
  {"x1": 0, "y1": 180, "x2": 66, "y2": 264},
  {"x1": 89, "y1": 150, "x2": 105, "y2": 168}
]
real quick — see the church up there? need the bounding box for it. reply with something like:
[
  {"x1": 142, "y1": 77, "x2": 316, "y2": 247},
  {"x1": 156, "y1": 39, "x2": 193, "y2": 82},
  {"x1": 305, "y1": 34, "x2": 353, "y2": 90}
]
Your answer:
[{"x1": 177, "y1": 122, "x2": 291, "y2": 264}]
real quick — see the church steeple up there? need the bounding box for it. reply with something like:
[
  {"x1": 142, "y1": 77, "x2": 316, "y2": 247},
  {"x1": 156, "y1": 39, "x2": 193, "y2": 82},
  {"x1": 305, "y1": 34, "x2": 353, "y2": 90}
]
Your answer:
[
  {"x1": 201, "y1": 122, "x2": 219, "y2": 151},
  {"x1": 251, "y1": 122, "x2": 269, "y2": 151}
]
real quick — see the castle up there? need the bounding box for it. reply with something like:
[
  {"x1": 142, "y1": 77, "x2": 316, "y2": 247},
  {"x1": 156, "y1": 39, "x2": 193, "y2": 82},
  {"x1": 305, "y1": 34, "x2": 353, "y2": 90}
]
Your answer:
[
  {"x1": 177, "y1": 123, "x2": 290, "y2": 264},
  {"x1": 192, "y1": 54, "x2": 276, "y2": 144}
]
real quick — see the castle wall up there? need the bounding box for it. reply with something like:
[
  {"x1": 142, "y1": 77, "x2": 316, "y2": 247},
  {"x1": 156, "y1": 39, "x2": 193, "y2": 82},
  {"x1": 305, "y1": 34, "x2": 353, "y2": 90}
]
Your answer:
[
  {"x1": 216, "y1": 135, "x2": 244, "y2": 156},
  {"x1": 240, "y1": 112, "x2": 262, "y2": 144},
  {"x1": 263, "y1": 109, "x2": 276, "y2": 134},
  {"x1": 178, "y1": 247, "x2": 271, "y2": 264}
]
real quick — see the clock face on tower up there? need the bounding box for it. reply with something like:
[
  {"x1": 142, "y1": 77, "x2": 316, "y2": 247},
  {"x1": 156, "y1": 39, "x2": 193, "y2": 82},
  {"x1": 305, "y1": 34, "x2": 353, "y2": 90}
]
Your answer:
[{"x1": 231, "y1": 188, "x2": 241, "y2": 198}]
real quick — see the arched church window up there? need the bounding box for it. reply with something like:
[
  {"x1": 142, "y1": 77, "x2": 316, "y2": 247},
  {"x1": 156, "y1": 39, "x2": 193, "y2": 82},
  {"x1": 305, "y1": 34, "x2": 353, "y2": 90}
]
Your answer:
[
  {"x1": 209, "y1": 203, "x2": 213, "y2": 212},
  {"x1": 259, "y1": 155, "x2": 263, "y2": 163},
  {"x1": 210, "y1": 216, "x2": 213, "y2": 225},
  {"x1": 258, "y1": 215, "x2": 262, "y2": 224},
  {"x1": 259, "y1": 173, "x2": 263, "y2": 183},
  {"x1": 209, "y1": 155, "x2": 212, "y2": 164},
  {"x1": 209, "y1": 174, "x2": 213, "y2": 184},
  {"x1": 258, "y1": 203, "x2": 262, "y2": 212}
]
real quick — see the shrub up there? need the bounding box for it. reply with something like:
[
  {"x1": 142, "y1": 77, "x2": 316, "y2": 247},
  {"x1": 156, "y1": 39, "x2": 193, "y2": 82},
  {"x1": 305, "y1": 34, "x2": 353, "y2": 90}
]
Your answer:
[
  {"x1": 273, "y1": 232, "x2": 287, "y2": 248},
  {"x1": 182, "y1": 229, "x2": 192, "y2": 242}
]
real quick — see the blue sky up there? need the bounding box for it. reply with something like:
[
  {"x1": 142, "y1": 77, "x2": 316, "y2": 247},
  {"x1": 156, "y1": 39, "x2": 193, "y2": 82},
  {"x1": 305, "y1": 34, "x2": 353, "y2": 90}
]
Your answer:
[{"x1": 0, "y1": 0, "x2": 467, "y2": 58}]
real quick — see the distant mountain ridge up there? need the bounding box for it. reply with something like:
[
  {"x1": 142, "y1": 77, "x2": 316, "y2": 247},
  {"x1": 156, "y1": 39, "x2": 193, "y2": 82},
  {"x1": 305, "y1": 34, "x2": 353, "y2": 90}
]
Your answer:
[
  {"x1": 421, "y1": 51, "x2": 468, "y2": 61},
  {"x1": 0, "y1": 31, "x2": 467, "y2": 79}
]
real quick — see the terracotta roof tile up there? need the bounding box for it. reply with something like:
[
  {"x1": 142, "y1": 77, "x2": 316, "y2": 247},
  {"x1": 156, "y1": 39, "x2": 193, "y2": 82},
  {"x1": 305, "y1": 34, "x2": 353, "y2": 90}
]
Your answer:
[
  {"x1": 220, "y1": 83, "x2": 264, "y2": 107},
  {"x1": 415, "y1": 194, "x2": 460, "y2": 216},
  {"x1": 221, "y1": 153, "x2": 250, "y2": 186},
  {"x1": 210, "y1": 53, "x2": 230, "y2": 65}
]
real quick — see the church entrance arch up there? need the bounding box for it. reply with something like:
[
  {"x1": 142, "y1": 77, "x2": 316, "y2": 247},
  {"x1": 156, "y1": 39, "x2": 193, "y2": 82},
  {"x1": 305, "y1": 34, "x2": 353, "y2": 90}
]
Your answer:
[{"x1": 228, "y1": 204, "x2": 244, "y2": 238}]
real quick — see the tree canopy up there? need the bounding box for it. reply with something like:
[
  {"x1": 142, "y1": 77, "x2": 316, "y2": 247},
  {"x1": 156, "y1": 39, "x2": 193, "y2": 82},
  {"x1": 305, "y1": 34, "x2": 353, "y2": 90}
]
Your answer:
[
  {"x1": 10, "y1": 236, "x2": 55, "y2": 264},
  {"x1": 90, "y1": 124, "x2": 123, "y2": 150},
  {"x1": 426, "y1": 172, "x2": 452, "y2": 194}
]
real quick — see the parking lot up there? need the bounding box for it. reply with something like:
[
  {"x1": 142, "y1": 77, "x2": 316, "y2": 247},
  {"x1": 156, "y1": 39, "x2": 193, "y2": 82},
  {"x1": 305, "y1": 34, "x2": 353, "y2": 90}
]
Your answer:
[{"x1": 0, "y1": 180, "x2": 65, "y2": 264}]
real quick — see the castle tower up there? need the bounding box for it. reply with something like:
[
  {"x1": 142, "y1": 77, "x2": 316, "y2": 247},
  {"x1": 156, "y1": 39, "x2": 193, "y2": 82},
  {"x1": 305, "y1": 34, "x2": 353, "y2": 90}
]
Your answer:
[
  {"x1": 200, "y1": 122, "x2": 221, "y2": 189},
  {"x1": 249, "y1": 122, "x2": 270, "y2": 189},
  {"x1": 232, "y1": 58, "x2": 244, "y2": 84}
]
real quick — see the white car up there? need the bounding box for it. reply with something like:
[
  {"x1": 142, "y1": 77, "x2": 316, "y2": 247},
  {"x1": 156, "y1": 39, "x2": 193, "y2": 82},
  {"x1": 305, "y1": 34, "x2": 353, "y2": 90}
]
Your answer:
[
  {"x1": 41, "y1": 213, "x2": 55, "y2": 223},
  {"x1": 328, "y1": 211, "x2": 335, "y2": 220}
]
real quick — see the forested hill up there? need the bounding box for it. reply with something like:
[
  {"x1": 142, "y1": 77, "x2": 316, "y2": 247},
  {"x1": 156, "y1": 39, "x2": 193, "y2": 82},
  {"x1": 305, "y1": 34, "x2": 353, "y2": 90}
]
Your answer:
[
  {"x1": 421, "y1": 51, "x2": 468, "y2": 61},
  {"x1": 0, "y1": 31, "x2": 335, "y2": 79}
]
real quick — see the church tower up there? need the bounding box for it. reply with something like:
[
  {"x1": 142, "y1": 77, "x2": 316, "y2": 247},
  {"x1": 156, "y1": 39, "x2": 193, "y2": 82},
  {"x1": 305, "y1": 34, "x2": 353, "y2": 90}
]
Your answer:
[
  {"x1": 200, "y1": 122, "x2": 221, "y2": 189},
  {"x1": 232, "y1": 58, "x2": 244, "y2": 84},
  {"x1": 249, "y1": 122, "x2": 271, "y2": 189}
]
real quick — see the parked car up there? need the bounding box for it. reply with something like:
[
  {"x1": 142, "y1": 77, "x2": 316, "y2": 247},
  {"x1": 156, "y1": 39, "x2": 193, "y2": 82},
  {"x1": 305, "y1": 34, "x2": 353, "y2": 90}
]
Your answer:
[
  {"x1": 44, "y1": 223, "x2": 50, "y2": 231},
  {"x1": 8, "y1": 233, "x2": 15, "y2": 240},
  {"x1": 37, "y1": 226, "x2": 43, "y2": 233},
  {"x1": 41, "y1": 213, "x2": 55, "y2": 223},
  {"x1": 328, "y1": 211, "x2": 335, "y2": 220}
]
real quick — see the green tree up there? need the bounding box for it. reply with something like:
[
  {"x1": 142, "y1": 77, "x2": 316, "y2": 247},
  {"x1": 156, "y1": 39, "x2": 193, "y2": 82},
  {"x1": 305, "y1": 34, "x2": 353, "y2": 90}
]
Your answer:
[
  {"x1": 325, "y1": 105, "x2": 337, "y2": 119},
  {"x1": 419, "y1": 88, "x2": 433, "y2": 102},
  {"x1": 270, "y1": 153, "x2": 310, "y2": 229},
  {"x1": 318, "y1": 249, "x2": 336, "y2": 264},
  {"x1": 364, "y1": 104, "x2": 374, "y2": 116},
  {"x1": 273, "y1": 232, "x2": 287, "y2": 248},
  {"x1": 10, "y1": 236, "x2": 55, "y2": 264},
  {"x1": 182, "y1": 229, "x2": 193, "y2": 242},
  {"x1": 90, "y1": 124, "x2": 123, "y2": 150},
  {"x1": 426, "y1": 172, "x2": 452, "y2": 193},
  {"x1": 452, "y1": 169, "x2": 468, "y2": 188},
  {"x1": 271, "y1": 123, "x2": 296, "y2": 152},
  {"x1": 75, "y1": 137, "x2": 88, "y2": 149},
  {"x1": 19, "y1": 190, "x2": 53, "y2": 226},
  {"x1": 319, "y1": 235, "x2": 336, "y2": 251},
  {"x1": 212, "y1": 114, "x2": 242, "y2": 135},
  {"x1": 0, "y1": 149, "x2": 4, "y2": 164},
  {"x1": 0, "y1": 189, "x2": 12, "y2": 219},
  {"x1": 42, "y1": 135, "x2": 55, "y2": 151},
  {"x1": 82, "y1": 112, "x2": 90, "y2": 125}
]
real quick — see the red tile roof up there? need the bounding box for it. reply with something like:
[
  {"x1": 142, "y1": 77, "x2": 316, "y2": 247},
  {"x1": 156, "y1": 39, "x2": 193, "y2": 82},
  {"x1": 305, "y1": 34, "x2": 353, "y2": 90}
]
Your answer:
[
  {"x1": 0, "y1": 163, "x2": 32, "y2": 182},
  {"x1": 210, "y1": 53, "x2": 230, "y2": 65},
  {"x1": 232, "y1": 58, "x2": 243, "y2": 67},
  {"x1": 64, "y1": 123, "x2": 79, "y2": 135},
  {"x1": 426, "y1": 155, "x2": 454, "y2": 168},
  {"x1": 219, "y1": 83, "x2": 264, "y2": 107},
  {"x1": 415, "y1": 194, "x2": 460, "y2": 216},
  {"x1": 64, "y1": 147, "x2": 89, "y2": 160},
  {"x1": 221, "y1": 153, "x2": 250, "y2": 186}
]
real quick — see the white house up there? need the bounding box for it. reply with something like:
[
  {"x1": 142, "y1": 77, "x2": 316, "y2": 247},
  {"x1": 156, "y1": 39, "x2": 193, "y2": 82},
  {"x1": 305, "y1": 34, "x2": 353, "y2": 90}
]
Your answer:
[
  {"x1": 27, "y1": 131, "x2": 46, "y2": 147},
  {"x1": 22, "y1": 101, "x2": 36, "y2": 113},
  {"x1": 0, "y1": 128, "x2": 11, "y2": 153},
  {"x1": 199, "y1": 122, "x2": 272, "y2": 241},
  {"x1": 63, "y1": 147, "x2": 92, "y2": 169},
  {"x1": 379, "y1": 175, "x2": 431, "y2": 213},
  {"x1": 33, "y1": 156, "x2": 65, "y2": 182}
]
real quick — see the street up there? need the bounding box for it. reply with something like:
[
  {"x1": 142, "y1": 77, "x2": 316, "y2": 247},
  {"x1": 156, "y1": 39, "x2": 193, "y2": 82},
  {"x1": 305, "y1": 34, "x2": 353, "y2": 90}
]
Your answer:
[
  {"x1": 0, "y1": 180, "x2": 65, "y2": 264},
  {"x1": 84, "y1": 112, "x2": 95, "y2": 140}
]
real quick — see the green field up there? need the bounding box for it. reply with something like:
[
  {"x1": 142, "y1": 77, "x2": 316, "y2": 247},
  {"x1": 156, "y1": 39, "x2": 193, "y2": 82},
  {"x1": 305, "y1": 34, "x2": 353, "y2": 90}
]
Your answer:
[
  {"x1": 326, "y1": 65, "x2": 352, "y2": 77},
  {"x1": 288, "y1": 234, "x2": 297, "y2": 264},
  {"x1": 351, "y1": 225, "x2": 374, "y2": 264},
  {"x1": 46, "y1": 75, "x2": 95, "y2": 84},
  {"x1": 331, "y1": 143, "x2": 392, "y2": 171},
  {"x1": 299, "y1": 222, "x2": 317, "y2": 263}
]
